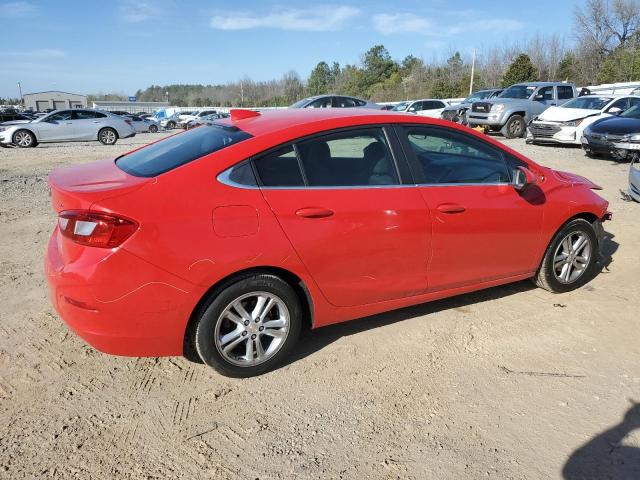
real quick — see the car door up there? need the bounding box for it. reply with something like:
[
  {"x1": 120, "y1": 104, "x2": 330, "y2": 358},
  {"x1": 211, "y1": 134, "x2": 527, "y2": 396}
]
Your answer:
[
  {"x1": 532, "y1": 86, "x2": 555, "y2": 117},
  {"x1": 35, "y1": 110, "x2": 75, "y2": 141},
  {"x1": 254, "y1": 126, "x2": 432, "y2": 307},
  {"x1": 397, "y1": 125, "x2": 544, "y2": 291},
  {"x1": 72, "y1": 110, "x2": 104, "y2": 139}
]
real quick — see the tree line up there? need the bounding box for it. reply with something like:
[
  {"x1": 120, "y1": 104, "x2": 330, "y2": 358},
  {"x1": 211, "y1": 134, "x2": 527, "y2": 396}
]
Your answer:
[{"x1": 83, "y1": 0, "x2": 640, "y2": 107}]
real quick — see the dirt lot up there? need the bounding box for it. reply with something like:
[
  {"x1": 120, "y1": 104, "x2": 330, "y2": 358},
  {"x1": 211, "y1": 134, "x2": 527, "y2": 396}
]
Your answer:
[{"x1": 0, "y1": 131, "x2": 639, "y2": 479}]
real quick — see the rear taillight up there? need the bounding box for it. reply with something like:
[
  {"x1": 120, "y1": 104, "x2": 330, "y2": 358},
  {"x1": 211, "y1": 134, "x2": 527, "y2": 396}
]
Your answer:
[{"x1": 58, "y1": 210, "x2": 138, "y2": 248}]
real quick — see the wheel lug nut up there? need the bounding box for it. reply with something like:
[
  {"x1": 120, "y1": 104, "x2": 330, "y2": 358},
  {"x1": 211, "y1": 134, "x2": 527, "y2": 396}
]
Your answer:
[
  {"x1": 244, "y1": 320, "x2": 249, "y2": 326},
  {"x1": 259, "y1": 326, "x2": 264, "y2": 331},
  {"x1": 242, "y1": 331, "x2": 248, "y2": 336},
  {"x1": 251, "y1": 334, "x2": 256, "y2": 339}
]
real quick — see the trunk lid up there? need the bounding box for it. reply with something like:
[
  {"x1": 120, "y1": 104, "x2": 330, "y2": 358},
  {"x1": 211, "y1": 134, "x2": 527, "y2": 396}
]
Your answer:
[{"x1": 48, "y1": 158, "x2": 153, "y2": 213}]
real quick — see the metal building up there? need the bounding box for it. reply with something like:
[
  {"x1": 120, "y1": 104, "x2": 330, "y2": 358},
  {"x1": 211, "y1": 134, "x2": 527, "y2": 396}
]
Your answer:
[
  {"x1": 92, "y1": 101, "x2": 169, "y2": 114},
  {"x1": 23, "y1": 91, "x2": 87, "y2": 112}
]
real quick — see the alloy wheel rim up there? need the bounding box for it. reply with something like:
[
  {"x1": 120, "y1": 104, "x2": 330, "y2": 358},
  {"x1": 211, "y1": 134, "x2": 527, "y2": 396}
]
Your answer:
[
  {"x1": 102, "y1": 130, "x2": 116, "y2": 144},
  {"x1": 510, "y1": 120, "x2": 522, "y2": 136},
  {"x1": 553, "y1": 231, "x2": 592, "y2": 284},
  {"x1": 15, "y1": 132, "x2": 32, "y2": 147},
  {"x1": 214, "y1": 291, "x2": 290, "y2": 367}
]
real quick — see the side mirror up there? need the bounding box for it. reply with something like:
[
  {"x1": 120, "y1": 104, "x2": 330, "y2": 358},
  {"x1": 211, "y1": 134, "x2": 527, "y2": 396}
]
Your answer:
[
  {"x1": 609, "y1": 107, "x2": 622, "y2": 115},
  {"x1": 408, "y1": 107, "x2": 416, "y2": 112},
  {"x1": 533, "y1": 94, "x2": 545, "y2": 101},
  {"x1": 513, "y1": 166, "x2": 537, "y2": 191}
]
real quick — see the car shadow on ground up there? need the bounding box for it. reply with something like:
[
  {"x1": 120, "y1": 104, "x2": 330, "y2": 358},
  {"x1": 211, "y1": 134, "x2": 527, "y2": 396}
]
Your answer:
[
  {"x1": 562, "y1": 402, "x2": 640, "y2": 480},
  {"x1": 287, "y1": 279, "x2": 535, "y2": 364},
  {"x1": 287, "y1": 227, "x2": 619, "y2": 368}
]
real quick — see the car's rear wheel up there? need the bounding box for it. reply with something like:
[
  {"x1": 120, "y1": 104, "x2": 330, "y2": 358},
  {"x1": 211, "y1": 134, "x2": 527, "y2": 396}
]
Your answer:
[
  {"x1": 534, "y1": 218, "x2": 598, "y2": 293},
  {"x1": 13, "y1": 129, "x2": 36, "y2": 148},
  {"x1": 148, "y1": 124, "x2": 158, "y2": 133},
  {"x1": 98, "y1": 128, "x2": 118, "y2": 145},
  {"x1": 194, "y1": 273, "x2": 302, "y2": 377},
  {"x1": 501, "y1": 115, "x2": 526, "y2": 138}
]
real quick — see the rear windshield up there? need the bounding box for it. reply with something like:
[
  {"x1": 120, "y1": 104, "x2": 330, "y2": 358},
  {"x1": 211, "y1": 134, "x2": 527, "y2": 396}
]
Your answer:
[{"x1": 116, "y1": 124, "x2": 252, "y2": 177}]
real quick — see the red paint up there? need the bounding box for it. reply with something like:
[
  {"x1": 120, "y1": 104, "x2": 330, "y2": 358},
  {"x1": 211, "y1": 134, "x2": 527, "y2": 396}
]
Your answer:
[{"x1": 44, "y1": 109, "x2": 610, "y2": 357}]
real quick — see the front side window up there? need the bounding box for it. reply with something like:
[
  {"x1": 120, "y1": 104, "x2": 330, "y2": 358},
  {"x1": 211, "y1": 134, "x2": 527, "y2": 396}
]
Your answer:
[
  {"x1": 401, "y1": 126, "x2": 510, "y2": 184},
  {"x1": 307, "y1": 97, "x2": 332, "y2": 108},
  {"x1": 46, "y1": 111, "x2": 72, "y2": 122},
  {"x1": 391, "y1": 101, "x2": 410, "y2": 112},
  {"x1": 537, "y1": 86, "x2": 554, "y2": 101},
  {"x1": 117, "y1": 124, "x2": 252, "y2": 177},
  {"x1": 297, "y1": 129, "x2": 398, "y2": 187}
]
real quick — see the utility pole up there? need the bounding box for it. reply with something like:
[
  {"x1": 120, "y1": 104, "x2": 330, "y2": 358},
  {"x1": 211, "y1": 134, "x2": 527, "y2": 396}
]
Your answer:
[
  {"x1": 17, "y1": 81, "x2": 23, "y2": 107},
  {"x1": 469, "y1": 49, "x2": 476, "y2": 95},
  {"x1": 165, "y1": 91, "x2": 169, "y2": 104}
]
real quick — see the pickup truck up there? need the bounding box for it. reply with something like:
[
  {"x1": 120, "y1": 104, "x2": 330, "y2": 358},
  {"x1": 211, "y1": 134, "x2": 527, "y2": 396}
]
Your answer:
[{"x1": 466, "y1": 82, "x2": 578, "y2": 138}]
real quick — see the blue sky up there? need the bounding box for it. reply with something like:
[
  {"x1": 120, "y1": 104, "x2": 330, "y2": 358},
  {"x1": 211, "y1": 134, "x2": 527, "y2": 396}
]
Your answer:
[{"x1": 0, "y1": 0, "x2": 581, "y2": 97}]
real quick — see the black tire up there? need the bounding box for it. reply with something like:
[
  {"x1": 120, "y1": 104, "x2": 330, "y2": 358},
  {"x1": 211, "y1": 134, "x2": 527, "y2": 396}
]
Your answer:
[
  {"x1": 98, "y1": 128, "x2": 118, "y2": 145},
  {"x1": 12, "y1": 129, "x2": 37, "y2": 148},
  {"x1": 167, "y1": 121, "x2": 176, "y2": 129},
  {"x1": 584, "y1": 150, "x2": 602, "y2": 159},
  {"x1": 148, "y1": 124, "x2": 158, "y2": 133},
  {"x1": 194, "y1": 273, "x2": 302, "y2": 377},
  {"x1": 501, "y1": 115, "x2": 526, "y2": 138},
  {"x1": 534, "y1": 218, "x2": 599, "y2": 293}
]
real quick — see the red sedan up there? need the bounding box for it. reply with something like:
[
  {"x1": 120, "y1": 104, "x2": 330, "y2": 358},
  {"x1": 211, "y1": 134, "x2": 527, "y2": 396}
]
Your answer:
[{"x1": 45, "y1": 108, "x2": 610, "y2": 377}]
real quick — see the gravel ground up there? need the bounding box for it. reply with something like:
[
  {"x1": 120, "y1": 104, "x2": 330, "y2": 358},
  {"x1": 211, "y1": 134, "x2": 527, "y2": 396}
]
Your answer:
[{"x1": 0, "y1": 131, "x2": 639, "y2": 479}]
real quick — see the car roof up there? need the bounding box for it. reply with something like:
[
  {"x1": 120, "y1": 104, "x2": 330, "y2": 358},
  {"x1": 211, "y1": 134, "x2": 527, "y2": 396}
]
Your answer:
[{"x1": 510, "y1": 82, "x2": 572, "y2": 87}]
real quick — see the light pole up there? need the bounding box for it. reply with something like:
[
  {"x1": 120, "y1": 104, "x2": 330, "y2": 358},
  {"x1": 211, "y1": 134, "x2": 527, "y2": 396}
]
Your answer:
[
  {"x1": 165, "y1": 91, "x2": 169, "y2": 104},
  {"x1": 17, "y1": 81, "x2": 23, "y2": 107}
]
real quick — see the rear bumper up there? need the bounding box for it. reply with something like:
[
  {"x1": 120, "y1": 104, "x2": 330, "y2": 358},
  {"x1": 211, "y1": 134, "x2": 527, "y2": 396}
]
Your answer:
[{"x1": 44, "y1": 228, "x2": 199, "y2": 357}]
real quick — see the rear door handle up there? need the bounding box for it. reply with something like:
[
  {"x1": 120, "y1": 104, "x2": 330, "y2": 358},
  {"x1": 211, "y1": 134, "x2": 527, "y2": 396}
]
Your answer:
[
  {"x1": 436, "y1": 203, "x2": 466, "y2": 214},
  {"x1": 295, "y1": 207, "x2": 334, "y2": 218}
]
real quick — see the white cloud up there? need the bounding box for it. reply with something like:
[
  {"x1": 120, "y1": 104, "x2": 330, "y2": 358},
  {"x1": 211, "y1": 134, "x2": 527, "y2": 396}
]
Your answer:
[
  {"x1": 0, "y1": 1, "x2": 37, "y2": 18},
  {"x1": 373, "y1": 11, "x2": 523, "y2": 36},
  {"x1": 119, "y1": 0, "x2": 157, "y2": 23},
  {"x1": 373, "y1": 13, "x2": 433, "y2": 35},
  {"x1": 211, "y1": 6, "x2": 360, "y2": 32}
]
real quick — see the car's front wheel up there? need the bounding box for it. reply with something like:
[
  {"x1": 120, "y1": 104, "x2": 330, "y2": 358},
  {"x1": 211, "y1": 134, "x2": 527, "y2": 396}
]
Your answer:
[
  {"x1": 98, "y1": 128, "x2": 118, "y2": 145},
  {"x1": 194, "y1": 273, "x2": 302, "y2": 377},
  {"x1": 148, "y1": 124, "x2": 158, "y2": 133},
  {"x1": 166, "y1": 121, "x2": 176, "y2": 129},
  {"x1": 534, "y1": 218, "x2": 599, "y2": 293},
  {"x1": 13, "y1": 129, "x2": 36, "y2": 148},
  {"x1": 501, "y1": 115, "x2": 526, "y2": 138}
]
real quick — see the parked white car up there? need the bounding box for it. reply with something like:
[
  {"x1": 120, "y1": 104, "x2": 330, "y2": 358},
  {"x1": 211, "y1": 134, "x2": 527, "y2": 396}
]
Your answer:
[
  {"x1": 177, "y1": 109, "x2": 219, "y2": 128},
  {"x1": 0, "y1": 109, "x2": 136, "y2": 147},
  {"x1": 391, "y1": 99, "x2": 449, "y2": 118},
  {"x1": 527, "y1": 95, "x2": 640, "y2": 145}
]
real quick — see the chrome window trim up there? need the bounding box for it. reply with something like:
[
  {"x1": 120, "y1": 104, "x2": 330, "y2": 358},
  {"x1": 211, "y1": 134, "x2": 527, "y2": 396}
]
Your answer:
[
  {"x1": 216, "y1": 168, "x2": 260, "y2": 189},
  {"x1": 220, "y1": 181, "x2": 513, "y2": 191}
]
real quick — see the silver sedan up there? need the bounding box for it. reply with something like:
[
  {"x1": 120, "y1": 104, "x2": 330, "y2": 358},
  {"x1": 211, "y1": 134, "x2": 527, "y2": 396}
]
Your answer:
[
  {"x1": 0, "y1": 109, "x2": 136, "y2": 147},
  {"x1": 125, "y1": 115, "x2": 161, "y2": 133}
]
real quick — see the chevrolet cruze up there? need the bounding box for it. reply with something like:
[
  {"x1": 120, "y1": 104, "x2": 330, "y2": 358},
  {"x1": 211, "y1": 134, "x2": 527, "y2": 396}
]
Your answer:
[{"x1": 45, "y1": 108, "x2": 611, "y2": 377}]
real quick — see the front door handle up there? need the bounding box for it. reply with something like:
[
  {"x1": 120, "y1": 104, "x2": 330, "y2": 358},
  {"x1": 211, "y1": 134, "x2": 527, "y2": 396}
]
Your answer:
[
  {"x1": 436, "y1": 203, "x2": 466, "y2": 214},
  {"x1": 295, "y1": 207, "x2": 334, "y2": 218}
]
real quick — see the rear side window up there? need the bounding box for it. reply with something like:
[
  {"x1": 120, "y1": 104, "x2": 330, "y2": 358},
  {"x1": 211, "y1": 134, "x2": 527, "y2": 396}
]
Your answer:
[
  {"x1": 557, "y1": 85, "x2": 574, "y2": 100},
  {"x1": 334, "y1": 97, "x2": 356, "y2": 108},
  {"x1": 401, "y1": 126, "x2": 510, "y2": 184},
  {"x1": 254, "y1": 145, "x2": 304, "y2": 187},
  {"x1": 297, "y1": 128, "x2": 398, "y2": 187},
  {"x1": 74, "y1": 111, "x2": 97, "y2": 119},
  {"x1": 117, "y1": 124, "x2": 252, "y2": 177}
]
